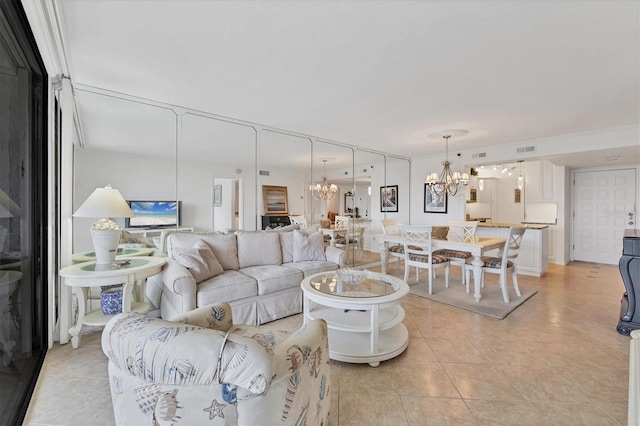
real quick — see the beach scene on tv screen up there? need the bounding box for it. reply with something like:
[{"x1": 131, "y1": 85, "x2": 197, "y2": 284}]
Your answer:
[{"x1": 130, "y1": 202, "x2": 177, "y2": 226}]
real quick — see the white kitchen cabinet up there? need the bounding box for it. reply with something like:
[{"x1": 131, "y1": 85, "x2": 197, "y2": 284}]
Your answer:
[{"x1": 524, "y1": 160, "x2": 555, "y2": 204}]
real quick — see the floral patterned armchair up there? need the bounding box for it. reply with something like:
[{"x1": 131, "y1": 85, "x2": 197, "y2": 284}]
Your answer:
[{"x1": 101, "y1": 303, "x2": 330, "y2": 425}]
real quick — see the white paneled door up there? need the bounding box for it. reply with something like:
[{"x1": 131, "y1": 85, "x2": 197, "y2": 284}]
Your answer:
[{"x1": 573, "y1": 168, "x2": 637, "y2": 264}]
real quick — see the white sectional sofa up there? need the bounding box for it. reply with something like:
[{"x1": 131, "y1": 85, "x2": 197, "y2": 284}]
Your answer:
[{"x1": 147, "y1": 226, "x2": 346, "y2": 325}]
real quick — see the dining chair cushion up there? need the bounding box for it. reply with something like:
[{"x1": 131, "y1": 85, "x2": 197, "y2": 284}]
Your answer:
[
  {"x1": 389, "y1": 244, "x2": 422, "y2": 253},
  {"x1": 172, "y1": 239, "x2": 224, "y2": 284},
  {"x1": 335, "y1": 236, "x2": 359, "y2": 244},
  {"x1": 293, "y1": 230, "x2": 326, "y2": 262},
  {"x1": 389, "y1": 244, "x2": 404, "y2": 253},
  {"x1": 432, "y1": 249, "x2": 473, "y2": 259},
  {"x1": 407, "y1": 253, "x2": 449, "y2": 264},
  {"x1": 479, "y1": 256, "x2": 514, "y2": 269}
]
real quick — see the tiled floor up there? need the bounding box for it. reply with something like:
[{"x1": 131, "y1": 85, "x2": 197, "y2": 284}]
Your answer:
[{"x1": 24, "y1": 262, "x2": 630, "y2": 425}]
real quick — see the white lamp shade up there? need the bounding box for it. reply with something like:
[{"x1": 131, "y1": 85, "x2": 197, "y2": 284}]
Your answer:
[{"x1": 73, "y1": 186, "x2": 134, "y2": 219}]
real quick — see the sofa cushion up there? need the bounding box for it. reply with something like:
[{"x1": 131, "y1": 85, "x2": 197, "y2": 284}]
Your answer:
[
  {"x1": 283, "y1": 261, "x2": 339, "y2": 277},
  {"x1": 299, "y1": 225, "x2": 318, "y2": 236},
  {"x1": 279, "y1": 231, "x2": 294, "y2": 263},
  {"x1": 237, "y1": 231, "x2": 282, "y2": 268},
  {"x1": 265, "y1": 223, "x2": 299, "y2": 232},
  {"x1": 172, "y1": 239, "x2": 224, "y2": 283},
  {"x1": 293, "y1": 230, "x2": 326, "y2": 262},
  {"x1": 239, "y1": 265, "x2": 303, "y2": 295},
  {"x1": 196, "y1": 270, "x2": 258, "y2": 307},
  {"x1": 168, "y1": 232, "x2": 239, "y2": 270}
]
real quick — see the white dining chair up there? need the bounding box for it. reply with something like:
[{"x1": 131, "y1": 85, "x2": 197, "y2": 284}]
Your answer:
[
  {"x1": 382, "y1": 218, "x2": 403, "y2": 269},
  {"x1": 433, "y1": 220, "x2": 478, "y2": 285},
  {"x1": 289, "y1": 215, "x2": 308, "y2": 228},
  {"x1": 399, "y1": 224, "x2": 450, "y2": 295},
  {"x1": 335, "y1": 215, "x2": 363, "y2": 257},
  {"x1": 465, "y1": 226, "x2": 525, "y2": 303}
]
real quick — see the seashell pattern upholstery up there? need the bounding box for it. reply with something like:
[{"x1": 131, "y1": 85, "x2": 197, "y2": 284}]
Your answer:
[{"x1": 102, "y1": 303, "x2": 330, "y2": 425}]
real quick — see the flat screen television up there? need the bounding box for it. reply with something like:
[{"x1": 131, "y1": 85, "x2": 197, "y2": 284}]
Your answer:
[{"x1": 125, "y1": 201, "x2": 182, "y2": 228}]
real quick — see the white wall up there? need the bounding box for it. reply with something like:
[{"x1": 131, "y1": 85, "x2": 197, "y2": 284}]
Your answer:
[{"x1": 494, "y1": 175, "x2": 525, "y2": 223}]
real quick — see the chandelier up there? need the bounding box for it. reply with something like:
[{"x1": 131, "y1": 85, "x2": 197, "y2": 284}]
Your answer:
[
  {"x1": 425, "y1": 133, "x2": 470, "y2": 197},
  {"x1": 309, "y1": 159, "x2": 338, "y2": 200}
]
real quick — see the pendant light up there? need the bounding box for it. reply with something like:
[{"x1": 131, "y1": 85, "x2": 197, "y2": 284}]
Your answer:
[{"x1": 517, "y1": 160, "x2": 524, "y2": 190}]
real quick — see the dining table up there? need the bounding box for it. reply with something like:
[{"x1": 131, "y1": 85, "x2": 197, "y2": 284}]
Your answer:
[
  {"x1": 318, "y1": 225, "x2": 364, "y2": 250},
  {"x1": 377, "y1": 233, "x2": 506, "y2": 302}
]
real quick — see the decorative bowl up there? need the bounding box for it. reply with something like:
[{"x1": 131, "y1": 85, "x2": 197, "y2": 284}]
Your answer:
[{"x1": 337, "y1": 268, "x2": 369, "y2": 285}]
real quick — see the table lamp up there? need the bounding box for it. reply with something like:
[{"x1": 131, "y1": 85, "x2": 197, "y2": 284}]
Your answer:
[
  {"x1": 0, "y1": 188, "x2": 21, "y2": 253},
  {"x1": 73, "y1": 185, "x2": 134, "y2": 264}
]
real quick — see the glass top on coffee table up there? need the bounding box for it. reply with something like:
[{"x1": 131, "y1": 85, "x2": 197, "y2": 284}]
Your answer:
[{"x1": 307, "y1": 271, "x2": 402, "y2": 298}]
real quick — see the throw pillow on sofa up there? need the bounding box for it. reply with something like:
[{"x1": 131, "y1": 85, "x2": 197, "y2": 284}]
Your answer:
[
  {"x1": 293, "y1": 230, "x2": 326, "y2": 262},
  {"x1": 172, "y1": 239, "x2": 224, "y2": 283}
]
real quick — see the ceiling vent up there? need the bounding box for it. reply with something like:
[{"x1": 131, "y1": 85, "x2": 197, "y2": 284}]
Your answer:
[
  {"x1": 517, "y1": 146, "x2": 536, "y2": 154},
  {"x1": 471, "y1": 152, "x2": 487, "y2": 159},
  {"x1": 259, "y1": 170, "x2": 270, "y2": 176}
]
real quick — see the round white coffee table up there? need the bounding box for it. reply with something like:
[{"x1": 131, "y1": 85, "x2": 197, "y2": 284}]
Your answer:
[{"x1": 301, "y1": 270, "x2": 409, "y2": 367}]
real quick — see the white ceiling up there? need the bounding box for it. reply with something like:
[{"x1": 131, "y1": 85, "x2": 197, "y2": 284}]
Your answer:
[{"x1": 59, "y1": 1, "x2": 639, "y2": 164}]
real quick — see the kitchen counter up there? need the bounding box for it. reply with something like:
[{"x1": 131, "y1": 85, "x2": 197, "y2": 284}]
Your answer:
[{"x1": 477, "y1": 222, "x2": 549, "y2": 230}]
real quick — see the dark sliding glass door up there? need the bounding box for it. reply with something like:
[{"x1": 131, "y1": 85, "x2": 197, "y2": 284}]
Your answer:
[{"x1": 0, "y1": 1, "x2": 48, "y2": 424}]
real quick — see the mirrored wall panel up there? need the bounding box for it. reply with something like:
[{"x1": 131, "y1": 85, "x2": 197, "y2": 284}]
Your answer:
[
  {"x1": 258, "y1": 131, "x2": 311, "y2": 229},
  {"x1": 354, "y1": 149, "x2": 385, "y2": 256},
  {"x1": 180, "y1": 113, "x2": 256, "y2": 232},
  {"x1": 73, "y1": 90, "x2": 177, "y2": 252}
]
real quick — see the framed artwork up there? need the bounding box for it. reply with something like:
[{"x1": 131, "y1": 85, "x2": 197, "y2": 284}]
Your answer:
[
  {"x1": 424, "y1": 184, "x2": 448, "y2": 213},
  {"x1": 469, "y1": 188, "x2": 477, "y2": 203},
  {"x1": 380, "y1": 185, "x2": 398, "y2": 213},
  {"x1": 213, "y1": 185, "x2": 222, "y2": 207},
  {"x1": 514, "y1": 188, "x2": 521, "y2": 203},
  {"x1": 262, "y1": 185, "x2": 289, "y2": 215}
]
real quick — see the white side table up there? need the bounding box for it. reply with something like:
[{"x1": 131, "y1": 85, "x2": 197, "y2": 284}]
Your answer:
[
  {"x1": 301, "y1": 271, "x2": 409, "y2": 367},
  {"x1": 60, "y1": 257, "x2": 165, "y2": 348},
  {"x1": 71, "y1": 247, "x2": 153, "y2": 264}
]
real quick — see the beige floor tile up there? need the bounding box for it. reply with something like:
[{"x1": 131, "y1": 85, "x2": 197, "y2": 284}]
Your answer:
[
  {"x1": 338, "y1": 392, "x2": 408, "y2": 426},
  {"x1": 401, "y1": 396, "x2": 476, "y2": 425},
  {"x1": 339, "y1": 362, "x2": 397, "y2": 394},
  {"x1": 423, "y1": 336, "x2": 488, "y2": 364},
  {"x1": 388, "y1": 335, "x2": 439, "y2": 364},
  {"x1": 392, "y1": 363, "x2": 461, "y2": 398},
  {"x1": 530, "y1": 401, "x2": 620, "y2": 425},
  {"x1": 496, "y1": 364, "x2": 592, "y2": 404},
  {"x1": 465, "y1": 399, "x2": 547, "y2": 425},
  {"x1": 441, "y1": 363, "x2": 525, "y2": 401}
]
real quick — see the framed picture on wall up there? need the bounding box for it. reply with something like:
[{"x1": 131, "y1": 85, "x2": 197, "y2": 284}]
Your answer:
[
  {"x1": 424, "y1": 184, "x2": 448, "y2": 213},
  {"x1": 262, "y1": 185, "x2": 289, "y2": 215},
  {"x1": 213, "y1": 185, "x2": 222, "y2": 207},
  {"x1": 380, "y1": 185, "x2": 398, "y2": 212}
]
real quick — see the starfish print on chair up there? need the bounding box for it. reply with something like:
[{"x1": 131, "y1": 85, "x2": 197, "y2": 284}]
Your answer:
[{"x1": 204, "y1": 399, "x2": 227, "y2": 420}]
